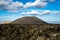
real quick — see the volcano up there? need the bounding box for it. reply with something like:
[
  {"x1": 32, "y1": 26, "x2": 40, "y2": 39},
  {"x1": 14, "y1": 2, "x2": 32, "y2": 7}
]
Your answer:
[{"x1": 11, "y1": 16, "x2": 47, "y2": 24}]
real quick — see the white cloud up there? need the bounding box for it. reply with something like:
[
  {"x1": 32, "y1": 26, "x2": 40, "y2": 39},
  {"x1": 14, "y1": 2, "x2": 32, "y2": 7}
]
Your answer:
[
  {"x1": 30, "y1": 10, "x2": 39, "y2": 14},
  {"x1": 7, "y1": 1, "x2": 24, "y2": 12},
  {"x1": 0, "y1": 0, "x2": 55, "y2": 12},
  {"x1": 0, "y1": 0, "x2": 23, "y2": 12},
  {"x1": 24, "y1": 0, "x2": 47, "y2": 8},
  {"x1": 21, "y1": 10, "x2": 60, "y2": 15},
  {"x1": 22, "y1": 10, "x2": 39, "y2": 14},
  {"x1": 22, "y1": 10, "x2": 44, "y2": 15},
  {"x1": 24, "y1": 0, "x2": 55, "y2": 8},
  {"x1": 0, "y1": 0, "x2": 8, "y2": 9},
  {"x1": 42, "y1": 10, "x2": 51, "y2": 14},
  {"x1": 24, "y1": 2, "x2": 32, "y2": 8}
]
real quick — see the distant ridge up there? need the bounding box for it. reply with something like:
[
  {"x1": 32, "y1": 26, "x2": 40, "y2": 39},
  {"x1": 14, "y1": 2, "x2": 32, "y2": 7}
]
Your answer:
[
  {"x1": 11, "y1": 16, "x2": 47, "y2": 24},
  {"x1": 0, "y1": 21, "x2": 11, "y2": 24}
]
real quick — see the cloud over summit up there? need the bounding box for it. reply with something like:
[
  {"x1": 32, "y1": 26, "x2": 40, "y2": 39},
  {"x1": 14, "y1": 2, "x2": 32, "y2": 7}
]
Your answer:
[{"x1": 22, "y1": 10, "x2": 60, "y2": 16}]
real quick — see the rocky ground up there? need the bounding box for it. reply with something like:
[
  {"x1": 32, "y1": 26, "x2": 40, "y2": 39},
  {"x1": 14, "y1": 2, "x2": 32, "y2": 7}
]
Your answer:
[{"x1": 0, "y1": 24, "x2": 60, "y2": 40}]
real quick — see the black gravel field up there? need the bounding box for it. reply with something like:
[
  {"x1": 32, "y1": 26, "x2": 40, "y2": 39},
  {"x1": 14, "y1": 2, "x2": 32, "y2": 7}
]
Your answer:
[{"x1": 0, "y1": 24, "x2": 60, "y2": 40}]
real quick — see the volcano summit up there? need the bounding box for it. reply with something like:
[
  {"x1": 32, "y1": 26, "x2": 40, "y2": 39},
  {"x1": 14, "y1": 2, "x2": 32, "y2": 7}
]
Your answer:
[{"x1": 11, "y1": 16, "x2": 47, "y2": 24}]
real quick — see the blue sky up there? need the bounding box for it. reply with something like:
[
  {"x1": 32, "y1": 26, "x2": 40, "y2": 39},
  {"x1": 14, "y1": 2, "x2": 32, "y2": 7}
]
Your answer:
[{"x1": 0, "y1": 0, "x2": 60, "y2": 24}]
